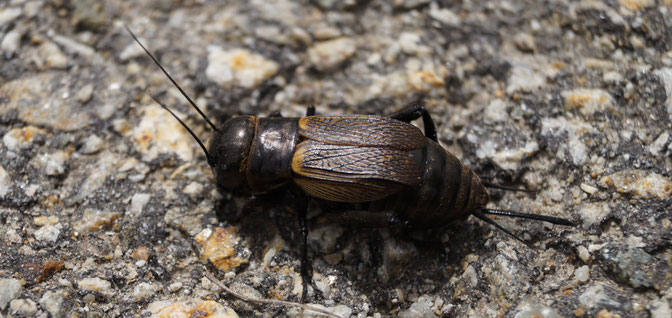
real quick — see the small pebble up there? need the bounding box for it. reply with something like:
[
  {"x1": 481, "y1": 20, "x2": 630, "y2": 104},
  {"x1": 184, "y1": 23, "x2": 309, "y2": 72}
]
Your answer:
[
  {"x1": 649, "y1": 131, "x2": 669, "y2": 155},
  {"x1": 0, "y1": 73, "x2": 93, "y2": 131},
  {"x1": 580, "y1": 183, "x2": 599, "y2": 195},
  {"x1": 398, "y1": 295, "x2": 435, "y2": 318},
  {"x1": 75, "y1": 83, "x2": 95, "y2": 103},
  {"x1": 514, "y1": 300, "x2": 562, "y2": 318},
  {"x1": 206, "y1": 47, "x2": 279, "y2": 89},
  {"x1": 182, "y1": 182, "x2": 203, "y2": 196},
  {"x1": 0, "y1": 7, "x2": 22, "y2": 27},
  {"x1": 132, "y1": 282, "x2": 161, "y2": 301},
  {"x1": 0, "y1": 166, "x2": 11, "y2": 199},
  {"x1": 619, "y1": 0, "x2": 655, "y2": 12},
  {"x1": 1, "y1": 29, "x2": 21, "y2": 54},
  {"x1": 168, "y1": 282, "x2": 183, "y2": 293},
  {"x1": 651, "y1": 298, "x2": 671, "y2": 318},
  {"x1": 45, "y1": 151, "x2": 68, "y2": 176},
  {"x1": 598, "y1": 170, "x2": 672, "y2": 200},
  {"x1": 9, "y1": 298, "x2": 37, "y2": 316},
  {"x1": 562, "y1": 88, "x2": 614, "y2": 116},
  {"x1": 577, "y1": 245, "x2": 591, "y2": 263},
  {"x1": 78, "y1": 277, "x2": 113, "y2": 296},
  {"x1": 429, "y1": 3, "x2": 460, "y2": 25},
  {"x1": 79, "y1": 134, "x2": 103, "y2": 154},
  {"x1": 513, "y1": 32, "x2": 537, "y2": 52},
  {"x1": 132, "y1": 106, "x2": 194, "y2": 162},
  {"x1": 37, "y1": 41, "x2": 68, "y2": 69},
  {"x1": 195, "y1": 227, "x2": 249, "y2": 271},
  {"x1": 73, "y1": 210, "x2": 120, "y2": 234},
  {"x1": 131, "y1": 246, "x2": 150, "y2": 261},
  {"x1": 307, "y1": 37, "x2": 356, "y2": 71},
  {"x1": 0, "y1": 278, "x2": 22, "y2": 309},
  {"x1": 2, "y1": 126, "x2": 46, "y2": 151},
  {"x1": 129, "y1": 191, "x2": 150, "y2": 212},
  {"x1": 575, "y1": 265, "x2": 590, "y2": 282},
  {"x1": 40, "y1": 291, "x2": 65, "y2": 318},
  {"x1": 33, "y1": 224, "x2": 62, "y2": 243},
  {"x1": 578, "y1": 202, "x2": 610, "y2": 228},
  {"x1": 578, "y1": 284, "x2": 622, "y2": 310}
]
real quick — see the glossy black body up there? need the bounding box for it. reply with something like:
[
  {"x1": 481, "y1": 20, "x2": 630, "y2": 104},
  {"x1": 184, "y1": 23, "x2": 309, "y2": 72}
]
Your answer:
[{"x1": 208, "y1": 114, "x2": 488, "y2": 229}]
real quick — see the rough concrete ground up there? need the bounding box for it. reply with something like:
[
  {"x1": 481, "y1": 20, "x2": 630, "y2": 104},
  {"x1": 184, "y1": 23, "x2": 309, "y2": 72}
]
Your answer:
[{"x1": 1, "y1": 0, "x2": 671, "y2": 317}]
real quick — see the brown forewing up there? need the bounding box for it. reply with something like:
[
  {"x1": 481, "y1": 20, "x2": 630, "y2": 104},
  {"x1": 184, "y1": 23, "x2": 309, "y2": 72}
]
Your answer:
[
  {"x1": 298, "y1": 115, "x2": 427, "y2": 150},
  {"x1": 291, "y1": 140, "x2": 423, "y2": 202}
]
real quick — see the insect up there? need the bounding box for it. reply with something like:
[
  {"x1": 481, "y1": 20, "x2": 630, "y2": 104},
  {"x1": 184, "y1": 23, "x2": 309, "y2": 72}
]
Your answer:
[{"x1": 125, "y1": 26, "x2": 574, "y2": 302}]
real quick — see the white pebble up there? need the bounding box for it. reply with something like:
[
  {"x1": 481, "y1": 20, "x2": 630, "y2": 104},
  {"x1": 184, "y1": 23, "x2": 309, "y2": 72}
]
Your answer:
[
  {"x1": 130, "y1": 193, "x2": 151, "y2": 215},
  {"x1": 80, "y1": 134, "x2": 103, "y2": 154},
  {"x1": 0, "y1": 7, "x2": 22, "y2": 27},
  {"x1": 206, "y1": 47, "x2": 279, "y2": 89},
  {"x1": 575, "y1": 265, "x2": 590, "y2": 282},
  {"x1": 1, "y1": 29, "x2": 21, "y2": 54},
  {"x1": 133, "y1": 282, "x2": 161, "y2": 301},
  {"x1": 307, "y1": 37, "x2": 356, "y2": 71},
  {"x1": 578, "y1": 202, "x2": 610, "y2": 228},
  {"x1": 0, "y1": 165, "x2": 11, "y2": 199},
  {"x1": 0, "y1": 278, "x2": 22, "y2": 309},
  {"x1": 37, "y1": 41, "x2": 68, "y2": 69},
  {"x1": 577, "y1": 245, "x2": 591, "y2": 263},
  {"x1": 45, "y1": 151, "x2": 68, "y2": 176},
  {"x1": 183, "y1": 182, "x2": 203, "y2": 196},
  {"x1": 33, "y1": 224, "x2": 62, "y2": 243},
  {"x1": 78, "y1": 278, "x2": 113, "y2": 296},
  {"x1": 40, "y1": 291, "x2": 64, "y2": 318},
  {"x1": 3, "y1": 126, "x2": 45, "y2": 151},
  {"x1": 9, "y1": 298, "x2": 37, "y2": 316},
  {"x1": 580, "y1": 183, "x2": 598, "y2": 195}
]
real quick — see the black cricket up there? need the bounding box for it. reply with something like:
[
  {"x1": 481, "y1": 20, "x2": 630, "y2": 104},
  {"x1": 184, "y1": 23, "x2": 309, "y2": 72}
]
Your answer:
[{"x1": 125, "y1": 26, "x2": 574, "y2": 302}]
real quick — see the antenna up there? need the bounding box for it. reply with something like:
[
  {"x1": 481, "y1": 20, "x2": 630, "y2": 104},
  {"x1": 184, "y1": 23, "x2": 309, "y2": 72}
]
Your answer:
[
  {"x1": 481, "y1": 209, "x2": 575, "y2": 226},
  {"x1": 472, "y1": 210, "x2": 531, "y2": 247},
  {"x1": 148, "y1": 94, "x2": 215, "y2": 167},
  {"x1": 472, "y1": 208, "x2": 575, "y2": 246},
  {"x1": 124, "y1": 24, "x2": 219, "y2": 131}
]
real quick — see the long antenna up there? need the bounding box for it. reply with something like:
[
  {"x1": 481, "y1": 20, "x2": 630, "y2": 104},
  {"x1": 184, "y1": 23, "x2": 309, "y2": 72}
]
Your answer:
[
  {"x1": 124, "y1": 24, "x2": 219, "y2": 131},
  {"x1": 472, "y1": 210, "x2": 531, "y2": 247},
  {"x1": 149, "y1": 94, "x2": 215, "y2": 167},
  {"x1": 481, "y1": 208, "x2": 575, "y2": 226}
]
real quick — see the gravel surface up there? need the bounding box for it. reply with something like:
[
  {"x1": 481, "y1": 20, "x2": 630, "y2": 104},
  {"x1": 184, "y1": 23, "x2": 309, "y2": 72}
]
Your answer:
[{"x1": 1, "y1": 1, "x2": 671, "y2": 317}]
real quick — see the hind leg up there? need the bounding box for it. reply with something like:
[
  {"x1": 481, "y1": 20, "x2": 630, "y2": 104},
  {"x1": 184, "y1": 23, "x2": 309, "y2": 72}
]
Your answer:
[{"x1": 388, "y1": 105, "x2": 437, "y2": 142}]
